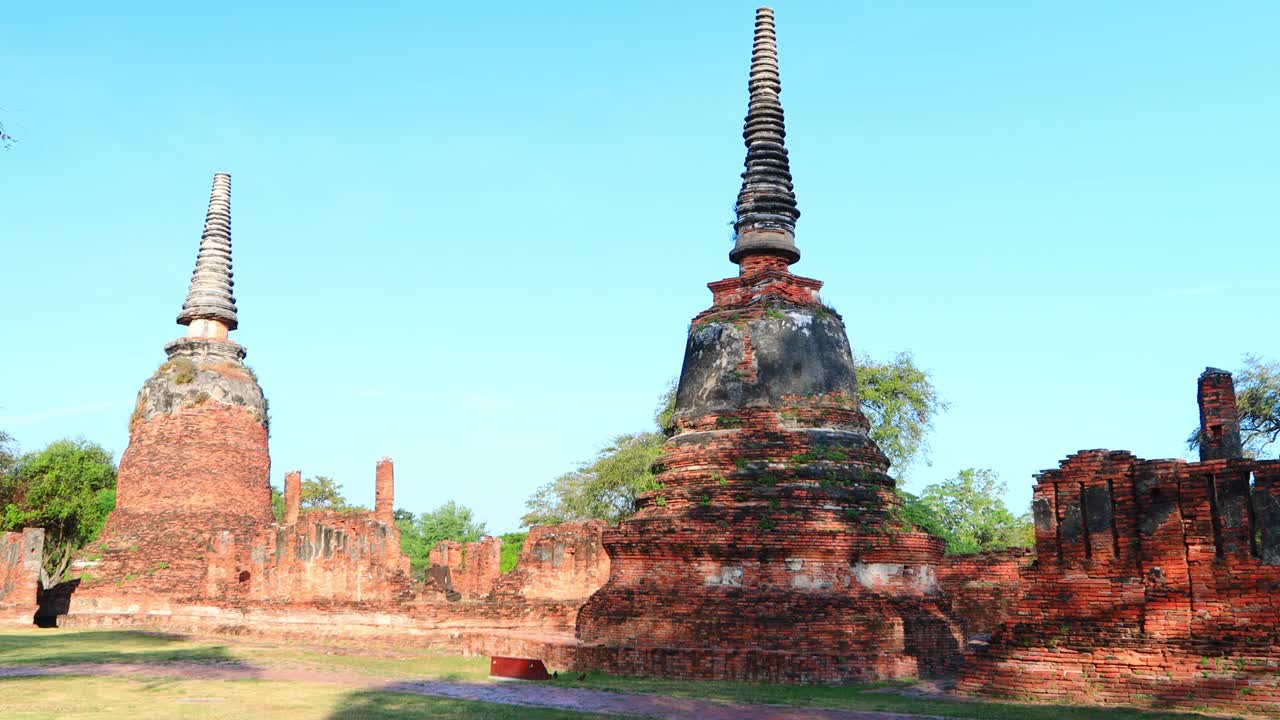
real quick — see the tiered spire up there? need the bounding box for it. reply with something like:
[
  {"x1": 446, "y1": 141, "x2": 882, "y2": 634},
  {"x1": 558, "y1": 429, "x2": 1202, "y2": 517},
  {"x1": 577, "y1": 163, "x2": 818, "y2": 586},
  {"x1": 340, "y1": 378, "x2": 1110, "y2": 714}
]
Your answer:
[
  {"x1": 730, "y1": 7, "x2": 801, "y2": 265},
  {"x1": 177, "y1": 173, "x2": 238, "y2": 331}
]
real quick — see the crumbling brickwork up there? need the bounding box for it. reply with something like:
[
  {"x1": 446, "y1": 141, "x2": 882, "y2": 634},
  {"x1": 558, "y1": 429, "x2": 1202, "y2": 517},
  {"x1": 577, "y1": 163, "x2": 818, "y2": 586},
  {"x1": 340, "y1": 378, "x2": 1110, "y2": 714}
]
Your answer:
[
  {"x1": 430, "y1": 537, "x2": 502, "y2": 600},
  {"x1": 936, "y1": 549, "x2": 1032, "y2": 641},
  {"x1": 493, "y1": 522, "x2": 610, "y2": 601},
  {"x1": 959, "y1": 371, "x2": 1280, "y2": 716},
  {"x1": 0, "y1": 529, "x2": 43, "y2": 623},
  {"x1": 575, "y1": 243, "x2": 962, "y2": 681}
]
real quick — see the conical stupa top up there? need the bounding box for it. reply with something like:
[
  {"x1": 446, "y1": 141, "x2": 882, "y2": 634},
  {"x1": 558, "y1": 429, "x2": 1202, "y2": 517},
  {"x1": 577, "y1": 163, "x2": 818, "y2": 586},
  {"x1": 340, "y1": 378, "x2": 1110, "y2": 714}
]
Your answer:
[
  {"x1": 730, "y1": 7, "x2": 801, "y2": 265},
  {"x1": 176, "y1": 173, "x2": 238, "y2": 331}
]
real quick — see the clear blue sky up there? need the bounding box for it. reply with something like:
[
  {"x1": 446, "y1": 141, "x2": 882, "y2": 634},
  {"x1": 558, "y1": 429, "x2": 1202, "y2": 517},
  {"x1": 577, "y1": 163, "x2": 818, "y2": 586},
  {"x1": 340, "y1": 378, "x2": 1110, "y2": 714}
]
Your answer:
[{"x1": 2, "y1": 2, "x2": 1277, "y2": 533}]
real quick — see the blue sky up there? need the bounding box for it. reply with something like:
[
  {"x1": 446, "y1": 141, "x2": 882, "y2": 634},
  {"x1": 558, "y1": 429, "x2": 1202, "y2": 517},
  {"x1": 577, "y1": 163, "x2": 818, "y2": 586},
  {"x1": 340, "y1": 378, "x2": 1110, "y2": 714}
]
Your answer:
[{"x1": 2, "y1": 1, "x2": 1277, "y2": 533}]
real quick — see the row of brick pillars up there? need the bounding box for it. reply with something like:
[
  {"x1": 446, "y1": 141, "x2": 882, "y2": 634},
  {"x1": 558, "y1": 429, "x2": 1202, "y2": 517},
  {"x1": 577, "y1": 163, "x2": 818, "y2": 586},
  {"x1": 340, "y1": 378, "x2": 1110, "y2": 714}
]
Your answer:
[{"x1": 280, "y1": 459, "x2": 396, "y2": 525}]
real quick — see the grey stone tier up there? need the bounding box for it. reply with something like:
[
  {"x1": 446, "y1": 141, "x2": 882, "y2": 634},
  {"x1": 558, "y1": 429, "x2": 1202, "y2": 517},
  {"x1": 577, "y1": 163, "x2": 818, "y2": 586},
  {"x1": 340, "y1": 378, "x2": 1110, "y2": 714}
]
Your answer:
[
  {"x1": 731, "y1": 7, "x2": 801, "y2": 264},
  {"x1": 673, "y1": 306, "x2": 861, "y2": 421},
  {"x1": 177, "y1": 173, "x2": 239, "y2": 330},
  {"x1": 132, "y1": 338, "x2": 266, "y2": 427}
]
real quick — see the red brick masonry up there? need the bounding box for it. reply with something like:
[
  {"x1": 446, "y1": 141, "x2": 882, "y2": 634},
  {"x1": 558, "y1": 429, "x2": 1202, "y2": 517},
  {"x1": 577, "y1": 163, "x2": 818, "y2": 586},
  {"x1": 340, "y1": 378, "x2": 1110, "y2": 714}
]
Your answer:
[
  {"x1": 958, "y1": 451, "x2": 1280, "y2": 716},
  {"x1": 0, "y1": 529, "x2": 43, "y2": 623}
]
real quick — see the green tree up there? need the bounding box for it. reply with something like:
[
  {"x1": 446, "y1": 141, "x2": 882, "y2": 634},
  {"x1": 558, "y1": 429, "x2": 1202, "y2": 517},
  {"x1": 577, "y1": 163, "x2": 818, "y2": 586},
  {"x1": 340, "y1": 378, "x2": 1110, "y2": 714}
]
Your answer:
[
  {"x1": 912, "y1": 468, "x2": 1033, "y2": 554},
  {"x1": 0, "y1": 431, "x2": 17, "y2": 479},
  {"x1": 1188, "y1": 355, "x2": 1280, "y2": 458},
  {"x1": 523, "y1": 432, "x2": 664, "y2": 526},
  {"x1": 855, "y1": 351, "x2": 948, "y2": 477},
  {"x1": 499, "y1": 531, "x2": 528, "y2": 574},
  {"x1": 396, "y1": 501, "x2": 488, "y2": 579},
  {"x1": 522, "y1": 386, "x2": 674, "y2": 527},
  {"x1": 300, "y1": 475, "x2": 363, "y2": 512},
  {"x1": 0, "y1": 438, "x2": 118, "y2": 586}
]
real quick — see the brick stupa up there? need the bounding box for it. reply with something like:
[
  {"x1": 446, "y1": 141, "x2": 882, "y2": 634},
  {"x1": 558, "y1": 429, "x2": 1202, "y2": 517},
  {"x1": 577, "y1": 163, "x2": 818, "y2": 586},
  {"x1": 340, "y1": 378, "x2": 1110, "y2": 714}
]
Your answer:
[
  {"x1": 575, "y1": 8, "x2": 962, "y2": 682},
  {"x1": 77, "y1": 173, "x2": 274, "y2": 597}
]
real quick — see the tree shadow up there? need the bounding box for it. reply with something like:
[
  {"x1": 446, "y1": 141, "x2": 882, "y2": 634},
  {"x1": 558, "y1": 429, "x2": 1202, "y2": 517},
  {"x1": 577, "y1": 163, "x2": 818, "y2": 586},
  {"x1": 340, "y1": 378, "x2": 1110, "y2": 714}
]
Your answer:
[
  {"x1": 0, "y1": 628, "x2": 249, "y2": 669},
  {"x1": 327, "y1": 685, "x2": 591, "y2": 719}
]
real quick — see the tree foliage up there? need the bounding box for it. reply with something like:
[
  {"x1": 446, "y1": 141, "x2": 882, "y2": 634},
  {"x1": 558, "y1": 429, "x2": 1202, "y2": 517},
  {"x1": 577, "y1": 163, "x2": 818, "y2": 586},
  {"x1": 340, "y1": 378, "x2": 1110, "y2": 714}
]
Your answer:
[
  {"x1": 396, "y1": 500, "x2": 488, "y2": 579},
  {"x1": 522, "y1": 432, "x2": 664, "y2": 527},
  {"x1": 299, "y1": 475, "x2": 365, "y2": 512},
  {"x1": 0, "y1": 438, "x2": 118, "y2": 586},
  {"x1": 522, "y1": 385, "x2": 676, "y2": 527},
  {"x1": 854, "y1": 351, "x2": 948, "y2": 477},
  {"x1": 1187, "y1": 355, "x2": 1280, "y2": 458},
  {"x1": 907, "y1": 468, "x2": 1033, "y2": 554},
  {"x1": 499, "y1": 531, "x2": 527, "y2": 574}
]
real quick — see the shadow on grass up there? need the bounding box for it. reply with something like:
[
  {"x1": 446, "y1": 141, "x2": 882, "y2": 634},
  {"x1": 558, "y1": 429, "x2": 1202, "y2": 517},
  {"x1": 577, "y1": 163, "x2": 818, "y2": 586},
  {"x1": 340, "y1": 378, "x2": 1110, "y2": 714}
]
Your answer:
[
  {"x1": 0, "y1": 629, "x2": 243, "y2": 669},
  {"x1": 327, "y1": 687, "x2": 606, "y2": 720},
  {"x1": 546, "y1": 672, "x2": 1243, "y2": 720}
]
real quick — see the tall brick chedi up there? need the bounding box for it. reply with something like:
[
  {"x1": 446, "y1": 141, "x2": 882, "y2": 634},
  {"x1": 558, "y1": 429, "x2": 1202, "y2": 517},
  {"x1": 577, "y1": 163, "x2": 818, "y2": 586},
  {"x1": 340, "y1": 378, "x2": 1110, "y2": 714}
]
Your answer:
[
  {"x1": 576, "y1": 8, "x2": 960, "y2": 682},
  {"x1": 82, "y1": 173, "x2": 273, "y2": 596}
]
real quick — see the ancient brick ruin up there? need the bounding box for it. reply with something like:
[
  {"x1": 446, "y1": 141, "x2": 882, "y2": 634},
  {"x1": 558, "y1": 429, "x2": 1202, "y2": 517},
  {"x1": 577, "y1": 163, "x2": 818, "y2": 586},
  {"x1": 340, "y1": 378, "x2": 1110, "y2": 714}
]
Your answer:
[
  {"x1": 958, "y1": 369, "x2": 1280, "y2": 715},
  {"x1": 0, "y1": 529, "x2": 43, "y2": 623},
  {"x1": 5, "y1": 7, "x2": 1276, "y2": 718},
  {"x1": 56, "y1": 173, "x2": 610, "y2": 650},
  {"x1": 575, "y1": 7, "x2": 963, "y2": 682}
]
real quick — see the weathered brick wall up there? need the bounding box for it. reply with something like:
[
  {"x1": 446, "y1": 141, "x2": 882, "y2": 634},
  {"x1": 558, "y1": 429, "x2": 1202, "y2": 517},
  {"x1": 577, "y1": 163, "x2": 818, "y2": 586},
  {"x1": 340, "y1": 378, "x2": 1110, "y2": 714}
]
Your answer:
[
  {"x1": 493, "y1": 522, "x2": 609, "y2": 601},
  {"x1": 429, "y1": 537, "x2": 501, "y2": 600},
  {"x1": 959, "y1": 452, "x2": 1280, "y2": 716},
  {"x1": 936, "y1": 548, "x2": 1032, "y2": 641},
  {"x1": 0, "y1": 529, "x2": 43, "y2": 622},
  {"x1": 208, "y1": 509, "x2": 415, "y2": 603}
]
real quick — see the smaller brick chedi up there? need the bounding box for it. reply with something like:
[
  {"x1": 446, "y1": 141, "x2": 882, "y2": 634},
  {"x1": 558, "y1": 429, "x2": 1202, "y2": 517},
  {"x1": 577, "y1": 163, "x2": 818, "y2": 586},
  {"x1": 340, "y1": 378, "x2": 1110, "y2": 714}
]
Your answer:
[
  {"x1": 77, "y1": 173, "x2": 274, "y2": 596},
  {"x1": 575, "y1": 7, "x2": 961, "y2": 682}
]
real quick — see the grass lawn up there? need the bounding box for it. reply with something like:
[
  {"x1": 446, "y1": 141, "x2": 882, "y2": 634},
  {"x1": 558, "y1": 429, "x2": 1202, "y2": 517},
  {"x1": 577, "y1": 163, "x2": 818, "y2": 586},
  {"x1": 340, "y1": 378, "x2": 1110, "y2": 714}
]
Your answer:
[
  {"x1": 2, "y1": 676, "x2": 606, "y2": 720},
  {"x1": 0, "y1": 627, "x2": 1251, "y2": 720}
]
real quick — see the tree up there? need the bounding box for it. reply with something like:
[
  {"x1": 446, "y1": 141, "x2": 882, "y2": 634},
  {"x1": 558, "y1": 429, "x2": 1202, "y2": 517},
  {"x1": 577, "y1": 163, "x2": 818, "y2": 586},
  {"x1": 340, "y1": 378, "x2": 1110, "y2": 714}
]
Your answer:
[
  {"x1": 522, "y1": 432, "x2": 664, "y2": 527},
  {"x1": 0, "y1": 431, "x2": 17, "y2": 479},
  {"x1": 1188, "y1": 355, "x2": 1280, "y2": 458},
  {"x1": 0, "y1": 439, "x2": 118, "y2": 586},
  {"x1": 910, "y1": 468, "x2": 1033, "y2": 554},
  {"x1": 300, "y1": 475, "x2": 363, "y2": 512},
  {"x1": 855, "y1": 351, "x2": 948, "y2": 477},
  {"x1": 396, "y1": 501, "x2": 488, "y2": 579},
  {"x1": 499, "y1": 531, "x2": 527, "y2": 574}
]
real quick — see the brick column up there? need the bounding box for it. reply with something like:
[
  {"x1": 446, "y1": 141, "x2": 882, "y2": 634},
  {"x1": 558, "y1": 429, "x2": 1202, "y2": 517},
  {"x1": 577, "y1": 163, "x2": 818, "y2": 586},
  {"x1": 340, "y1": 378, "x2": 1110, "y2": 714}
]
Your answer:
[
  {"x1": 375, "y1": 458, "x2": 394, "y2": 523},
  {"x1": 1198, "y1": 368, "x2": 1243, "y2": 461},
  {"x1": 283, "y1": 470, "x2": 301, "y2": 525}
]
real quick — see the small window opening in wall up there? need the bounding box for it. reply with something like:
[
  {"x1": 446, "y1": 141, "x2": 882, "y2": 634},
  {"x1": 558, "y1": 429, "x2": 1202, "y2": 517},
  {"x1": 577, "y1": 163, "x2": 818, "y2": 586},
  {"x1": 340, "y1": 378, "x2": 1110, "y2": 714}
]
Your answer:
[
  {"x1": 1209, "y1": 424, "x2": 1223, "y2": 440},
  {"x1": 238, "y1": 570, "x2": 250, "y2": 583}
]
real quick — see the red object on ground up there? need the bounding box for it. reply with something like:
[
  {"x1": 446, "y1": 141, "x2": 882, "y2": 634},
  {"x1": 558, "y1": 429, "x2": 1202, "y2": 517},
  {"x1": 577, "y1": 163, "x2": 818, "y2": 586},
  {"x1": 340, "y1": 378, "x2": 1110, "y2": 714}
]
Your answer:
[{"x1": 489, "y1": 656, "x2": 551, "y2": 681}]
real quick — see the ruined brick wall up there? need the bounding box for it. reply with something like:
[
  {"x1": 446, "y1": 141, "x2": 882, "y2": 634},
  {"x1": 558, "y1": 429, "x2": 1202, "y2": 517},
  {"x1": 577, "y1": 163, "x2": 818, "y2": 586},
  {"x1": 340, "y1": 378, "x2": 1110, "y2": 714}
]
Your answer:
[
  {"x1": 207, "y1": 510, "x2": 415, "y2": 604},
  {"x1": 959, "y1": 452, "x2": 1280, "y2": 716},
  {"x1": 0, "y1": 529, "x2": 43, "y2": 622},
  {"x1": 936, "y1": 548, "x2": 1031, "y2": 641},
  {"x1": 493, "y1": 522, "x2": 609, "y2": 601},
  {"x1": 429, "y1": 537, "x2": 501, "y2": 600}
]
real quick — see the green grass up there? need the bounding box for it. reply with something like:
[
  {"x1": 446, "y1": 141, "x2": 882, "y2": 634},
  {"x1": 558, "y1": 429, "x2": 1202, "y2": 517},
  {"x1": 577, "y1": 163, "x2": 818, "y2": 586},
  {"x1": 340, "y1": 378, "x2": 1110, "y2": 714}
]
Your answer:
[
  {"x1": 0, "y1": 677, "x2": 607, "y2": 720},
  {"x1": 0, "y1": 628, "x2": 1249, "y2": 720},
  {"x1": 550, "y1": 672, "x2": 1244, "y2": 720},
  {"x1": 0, "y1": 628, "x2": 492, "y2": 682}
]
